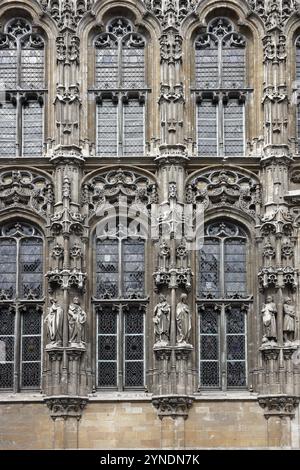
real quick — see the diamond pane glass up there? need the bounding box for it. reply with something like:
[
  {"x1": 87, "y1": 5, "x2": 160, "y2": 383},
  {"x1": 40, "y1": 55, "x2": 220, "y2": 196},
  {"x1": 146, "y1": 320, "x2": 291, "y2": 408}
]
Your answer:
[
  {"x1": 0, "y1": 102, "x2": 16, "y2": 157},
  {"x1": 199, "y1": 238, "x2": 220, "y2": 297},
  {"x1": 297, "y1": 41, "x2": 300, "y2": 152},
  {"x1": 226, "y1": 309, "x2": 246, "y2": 388},
  {"x1": 96, "y1": 239, "x2": 119, "y2": 298},
  {"x1": 21, "y1": 309, "x2": 41, "y2": 388},
  {"x1": 96, "y1": 47, "x2": 118, "y2": 88},
  {"x1": 0, "y1": 47, "x2": 17, "y2": 88},
  {"x1": 200, "y1": 307, "x2": 220, "y2": 388},
  {"x1": 197, "y1": 102, "x2": 218, "y2": 156},
  {"x1": 123, "y1": 101, "x2": 144, "y2": 156},
  {"x1": 222, "y1": 46, "x2": 245, "y2": 89},
  {"x1": 123, "y1": 239, "x2": 145, "y2": 297},
  {"x1": 122, "y1": 46, "x2": 145, "y2": 88},
  {"x1": 227, "y1": 361, "x2": 246, "y2": 387},
  {"x1": 195, "y1": 43, "x2": 218, "y2": 88},
  {"x1": 224, "y1": 101, "x2": 244, "y2": 156},
  {"x1": 97, "y1": 101, "x2": 118, "y2": 156},
  {"x1": 0, "y1": 238, "x2": 16, "y2": 298},
  {"x1": 20, "y1": 238, "x2": 43, "y2": 299},
  {"x1": 97, "y1": 307, "x2": 118, "y2": 387},
  {"x1": 124, "y1": 309, "x2": 144, "y2": 387},
  {"x1": 224, "y1": 239, "x2": 246, "y2": 297},
  {"x1": 23, "y1": 101, "x2": 43, "y2": 156},
  {"x1": 21, "y1": 48, "x2": 44, "y2": 88}
]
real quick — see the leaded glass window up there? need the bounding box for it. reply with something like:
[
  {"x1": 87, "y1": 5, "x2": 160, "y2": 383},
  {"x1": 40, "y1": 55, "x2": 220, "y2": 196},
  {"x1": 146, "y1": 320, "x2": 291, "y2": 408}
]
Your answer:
[
  {"x1": 198, "y1": 221, "x2": 249, "y2": 390},
  {"x1": 96, "y1": 304, "x2": 145, "y2": 390},
  {"x1": 93, "y1": 18, "x2": 146, "y2": 157},
  {"x1": 194, "y1": 18, "x2": 247, "y2": 157},
  {"x1": 0, "y1": 222, "x2": 43, "y2": 391},
  {"x1": 0, "y1": 18, "x2": 45, "y2": 157},
  {"x1": 95, "y1": 222, "x2": 146, "y2": 390}
]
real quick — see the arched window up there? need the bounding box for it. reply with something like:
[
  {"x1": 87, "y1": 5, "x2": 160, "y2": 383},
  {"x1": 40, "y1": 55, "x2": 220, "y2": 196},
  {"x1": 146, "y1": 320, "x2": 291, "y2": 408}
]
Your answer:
[
  {"x1": 0, "y1": 222, "x2": 43, "y2": 390},
  {"x1": 0, "y1": 18, "x2": 45, "y2": 157},
  {"x1": 93, "y1": 17, "x2": 146, "y2": 157},
  {"x1": 94, "y1": 222, "x2": 146, "y2": 390},
  {"x1": 195, "y1": 18, "x2": 246, "y2": 157},
  {"x1": 198, "y1": 221, "x2": 249, "y2": 390}
]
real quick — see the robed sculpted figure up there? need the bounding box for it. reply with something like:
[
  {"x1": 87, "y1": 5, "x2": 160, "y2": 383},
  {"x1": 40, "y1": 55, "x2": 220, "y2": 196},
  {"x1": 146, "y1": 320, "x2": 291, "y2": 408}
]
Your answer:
[
  {"x1": 153, "y1": 294, "x2": 171, "y2": 345},
  {"x1": 176, "y1": 293, "x2": 192, "y2": 345},
  {"x1": 44, "y1": 298, "x2": 63, "y2": 347},
  {"x1": 262, "y1": 295, "x2": 277, "y2": 343},
  {"x1": 68, "y1": 297, "x2": 87, "y2": 347},
  {"x1": 283, "y1": 297, "x2": 296, "y2": 343}
]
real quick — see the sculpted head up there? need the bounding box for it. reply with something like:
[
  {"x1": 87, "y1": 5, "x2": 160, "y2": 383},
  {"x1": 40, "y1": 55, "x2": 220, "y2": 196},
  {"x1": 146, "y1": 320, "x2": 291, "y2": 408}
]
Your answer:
[
  {"x1": 180, "y1": 293, "x2": 187, "y2": 303},
  {"x1": 159, "y1": 294, "x2": 166, "y2": 302},
  {"x1": 73, "y1": 297, "x2": 80, "y2": 305},
  {"x1": 266, "y1": 295, "x2": 273, "y2": 303},
  {"x1": 284, "y1": 297, "x2": 292, "y2": 305}
]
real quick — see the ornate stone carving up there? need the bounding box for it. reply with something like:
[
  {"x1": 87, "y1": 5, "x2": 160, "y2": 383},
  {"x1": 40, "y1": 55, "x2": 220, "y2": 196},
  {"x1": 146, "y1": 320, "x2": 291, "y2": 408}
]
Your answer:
[
  {"x1": 153, "y1": 294, "x2": 171, "y2": 346},
  {"x1": 68, "y1": 297, "x2": 87, "y2": 348},
  {"x1": 45, "y1": 396, "x2": 88, "y2": 420},
  {"x1": 46, "y1": 269, "x2": 87, "y2": 292},
  {"x1": 44, "y1": 298, "x2": 64, "y2": 348},
  {"x1": 0, "y1": 170, "x2": 54, "y2": 218},
  {"x1": 258, "y1": 395, "x2": 300, "y2": 418},
  {"x1": 152, "y1": 395, "x2": 194, "y2": 420},
  {"x1": 283, "y1": 297, "x2": 296, "y2": 344},
  {"x1": 262, "y1": 295, "x2": 277, "y2": 343},
  {"x1": 248, "y1": 1, "x2": 299, "y2": 31},
  {"x1": 186, "y1": 169, "x2": 260, "y2": 219},
  {"x1": 176, "y1": 293, "x2": 192, "y2": 346}
]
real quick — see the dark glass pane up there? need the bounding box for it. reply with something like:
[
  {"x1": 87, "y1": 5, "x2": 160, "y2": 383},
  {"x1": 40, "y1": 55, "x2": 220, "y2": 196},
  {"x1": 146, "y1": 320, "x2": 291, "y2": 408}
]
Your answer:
[
  {"x1": 125, "y1": 335, "x2": 143, "y2": 361},
  {"x1": 200, "y1": 309, "x2": 218, "y2": 334},
  {"x1": 20, "y1": 238, "x2": 43, "y2": 299},
  {"x1": 96, "y1": 102, "x2": 118, "y2": 156},
  {"x1": 200, "y1": 361, "x2": 219, "y2": 388},
  {"x1": 123, "y1": 239, "x2": 144, "y2": 298},
  {"x1": 0, "y1": 308, "x2": 15, "y2": 335},
  {"x1": 22, "y1": 336, "x2": 41, "y2": 362},
  {"x1": 98, "y1": 336, "x2": 117, "y2": 361},
  {"x1": 125, "y1": 309, "x2": 143, "y2": 334},
  {"x1": 21, "y1": 47, "x2": 44, "y2": 88},
  {"x1": 98, "y1": 309, "x2": 117, "y2": 334},
  {"x1": 21, "y1": 362, "x2": 40, "y2": 388},
  {"x1": 0, "y1": 238, "x2": 16, "y2": 298},
  {"x1": 96, "y1": 239, "x2": 119, "y2": 298},
  {"x1": 123, "y1": 101, "x2": 144, "y2": 156},
  {"x1": 201, "y1": 335, "x2": 218, "y2": 360},
  {"x1": 199, "y1": 239, "x2": 220, "y2": 297},
  {"x1": 224, "y1": 239, "x2": 246, "y2": 296},
  {"x1": 124, "y1": 361, "x2": 143, "y2": 387},
  {"x1": 98, "y1": 362, "x2": 117, "y2": 387},
  {"x1": 0, "y1": 363, "x2": 14, "y2": 389},
  {"x1": 227, "y1": 308, "x2": 245, "y2": 334},
  {"x1": 227, "y1": 361, "x2": 246, "y2": 387},
  {"x1": 22, "y1": 309, "x2": 42, "y2": 335},
  {"x1": 227, "y1": 336, "x2": 245, "y2": 361}
]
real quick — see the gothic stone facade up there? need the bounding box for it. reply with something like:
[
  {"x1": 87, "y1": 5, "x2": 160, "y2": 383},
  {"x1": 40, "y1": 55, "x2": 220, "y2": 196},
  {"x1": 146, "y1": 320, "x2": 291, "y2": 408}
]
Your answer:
[{"x1": 1, "y1": 0, "x2": 300, "y2": 450}]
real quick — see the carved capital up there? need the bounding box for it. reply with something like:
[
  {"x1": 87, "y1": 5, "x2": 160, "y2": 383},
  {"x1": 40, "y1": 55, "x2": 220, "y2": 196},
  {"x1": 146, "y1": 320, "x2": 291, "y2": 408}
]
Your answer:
[
  {"x1": 152, "y1": 395, "x2": 194, "y2": 420},
  {"x1": 258, "y1": 395, "x2": 300, "y2": 419},
  {"x1": 45, "y1": 396, "x2": 88, "y2": 420}
]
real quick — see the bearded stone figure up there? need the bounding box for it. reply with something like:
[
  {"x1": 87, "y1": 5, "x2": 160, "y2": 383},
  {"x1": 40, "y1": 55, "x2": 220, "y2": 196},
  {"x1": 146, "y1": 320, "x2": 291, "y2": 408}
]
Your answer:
[
  {"x1": 68, "y1": 297, "x2": 87, "y2": 347},
  {"x1": 262, "y1": 295, "x2": 277, "y2": 343}
]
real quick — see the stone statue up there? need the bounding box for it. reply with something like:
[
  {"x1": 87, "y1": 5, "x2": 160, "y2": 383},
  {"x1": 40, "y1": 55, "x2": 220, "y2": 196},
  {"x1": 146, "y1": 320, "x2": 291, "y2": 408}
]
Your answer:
[
  {"x1": 153, "y1": 294, "x2": 171, "y2": 346},
  {"x1": 44, "y1": 298, "x2": 63, "y2": 347},
  {"x1": 176, "y1": 293, "x2": 192, "y2": 345},
  {"x1": 68, "y1": 297, "x2": 87, "y2": 347},
  {"x1": 283, "y1": 297, "x2": 296, "y2": 344},
  {"x1": 262, "y1": 295, "x2": 277, "y2": 343}
]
